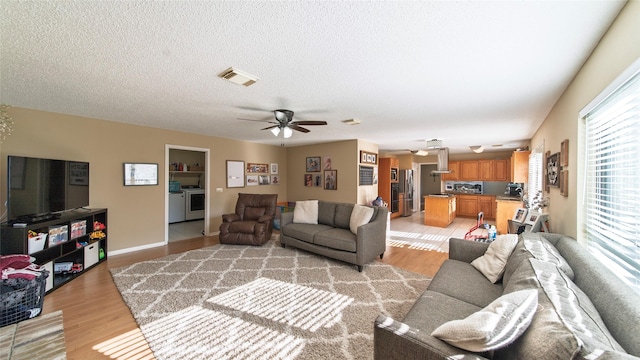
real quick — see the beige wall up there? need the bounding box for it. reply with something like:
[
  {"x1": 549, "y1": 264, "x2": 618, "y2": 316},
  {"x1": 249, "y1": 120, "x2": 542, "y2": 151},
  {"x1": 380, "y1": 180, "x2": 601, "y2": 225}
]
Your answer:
[
  {"x1": 530, "y1": 1, "x2": 640, "y2": 239},
  {"x1": 285, "y1": 139, "x2": 379, "y2": 205},
  {"x1": 0, "y1": 108, "x2": 288, "y2": 252}
]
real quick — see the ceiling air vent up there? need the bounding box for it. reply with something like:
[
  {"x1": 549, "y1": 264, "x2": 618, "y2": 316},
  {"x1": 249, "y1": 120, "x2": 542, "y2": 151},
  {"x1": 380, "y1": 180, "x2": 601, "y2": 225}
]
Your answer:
[{"x1": 218, "y1": 67, "x2": 259, "y2": 87}]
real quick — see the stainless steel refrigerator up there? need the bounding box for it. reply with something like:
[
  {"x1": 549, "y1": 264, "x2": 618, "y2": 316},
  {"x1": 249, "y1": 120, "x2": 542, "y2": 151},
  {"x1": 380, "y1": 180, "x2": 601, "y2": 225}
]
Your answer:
[{"x1": 399, "y1": 169, "x2": 414, "y2": 216}]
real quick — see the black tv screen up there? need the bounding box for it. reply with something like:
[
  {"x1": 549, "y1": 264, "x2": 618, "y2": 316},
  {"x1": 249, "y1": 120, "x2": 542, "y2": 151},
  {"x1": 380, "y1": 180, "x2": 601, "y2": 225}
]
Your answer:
[{"x1": 7, "y1": 156, "x2": 90, "y2": 221}]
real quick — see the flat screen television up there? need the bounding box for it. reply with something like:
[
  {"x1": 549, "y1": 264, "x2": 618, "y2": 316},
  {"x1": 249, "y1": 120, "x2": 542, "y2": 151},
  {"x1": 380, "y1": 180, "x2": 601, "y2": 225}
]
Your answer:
[{"x1": 7, "y1": 155, "x2": 90, "y2": 222}]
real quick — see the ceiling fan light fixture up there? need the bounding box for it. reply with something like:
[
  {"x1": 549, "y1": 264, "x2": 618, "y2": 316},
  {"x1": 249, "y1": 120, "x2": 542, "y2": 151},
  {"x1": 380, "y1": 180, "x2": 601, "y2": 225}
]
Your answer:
[
  {"x1": 271, "y1": 127, "x2": 281, "y2": 136},
  {"x1": 426, "y1": 139, "x2": 443, "y2": 149},
  {"x1": 411, "y1": 150, "x2": 429, "y2": 156},
  {"x1": 342, "y1": 118, "x2": 361, "y2": 125},
  {"x1": 283, "y1": 127, "x2": 293, "y2": 138},
  {"x1": 218, "y1": 67, "x2": 259, "y2": 87},
  {"x1": 470, "y1": 145, "x2": 484, "y2": 153}
]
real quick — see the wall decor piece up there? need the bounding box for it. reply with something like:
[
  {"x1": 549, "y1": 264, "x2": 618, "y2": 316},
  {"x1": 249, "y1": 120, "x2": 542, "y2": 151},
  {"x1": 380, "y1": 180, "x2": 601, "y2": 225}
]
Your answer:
[
  {"x1": 560, "y1": 170, "x2": 569, "y2": 197},
  {"x1": 524, "y1": 211, "x2": 541, "y2": 226},
  {"x1": 513, "y1": 208, "x2": 528, "y2": 223},
  {"x1": 270, "y1": 163, "x2": 278, "y2": 174},
  {"x1": 124, "y1": 163, "x2": 158, "y2": 186},
  {"x1": 359, "y1": 165, "x2": 374, "y2": 186},
  {"x1": 247, "y1": 163, "x2": 268, "y2": 173},
  {"x1": 270, "y1": 175, "x2": 280, "y2": 185},
  {"x1": 324, "y1": 170, "x2": 337, "y2": 190},
  {"x1": 259, "y1": 175, "x2": 270, "y2": 185},
  {"x1": 323, "y1": 155, "x2": 332, "y2": 170},
  {"x1": 314, "y1": 174, "x2": 322, "y2": 187},
  {"x1": 306, "y1": 157, "x2": 321, "y2": 172},
  {"x1": 544, "y1": 151, "x2": 551, "y2": 193},
  {"x1": 226, "y1": 160, "x2": 245, "y2": 188},
  {"x1": 304, "y1": 174, "x2": 313, "y2": 187},
  {"x1": 246, "y1": 175, "x2": 259, "y2": 186},
  {"x1": 560, "y1": 139, "x2": 569, "y2": 167},
  {"x1": 546, "y1": 152, "x2": 560, "y2": 187},
  {"x1": 360, "y1": 150, "x2": 378, "y2": 165}
]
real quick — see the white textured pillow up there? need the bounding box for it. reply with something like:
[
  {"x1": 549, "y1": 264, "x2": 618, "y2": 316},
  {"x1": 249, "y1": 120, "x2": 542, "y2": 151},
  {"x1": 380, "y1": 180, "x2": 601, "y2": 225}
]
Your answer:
[
  {"x1": 471, "y1": 234, "x2": 518, "y2": 283},
  {"x1": 349, "y1": 204, "x2": 374, "y2": 234},
  {"x1": 431, "y1": 289, "x2": 538, "y2": 352},
  {"x1": 293, "y1": 200, "x2": 318, "y2": 224}
]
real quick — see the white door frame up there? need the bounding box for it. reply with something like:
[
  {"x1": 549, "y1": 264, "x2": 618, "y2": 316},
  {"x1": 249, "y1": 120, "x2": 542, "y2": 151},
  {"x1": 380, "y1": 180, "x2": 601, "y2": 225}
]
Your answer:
[{"x1": 165, "y1": 144, "x2": 211, "y2": 243}]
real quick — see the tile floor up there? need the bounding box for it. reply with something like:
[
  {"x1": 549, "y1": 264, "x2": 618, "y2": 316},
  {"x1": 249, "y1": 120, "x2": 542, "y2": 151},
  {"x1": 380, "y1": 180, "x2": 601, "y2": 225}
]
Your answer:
[{"x1": 168, "y1": 219, "x2": 204, "y2": 242}]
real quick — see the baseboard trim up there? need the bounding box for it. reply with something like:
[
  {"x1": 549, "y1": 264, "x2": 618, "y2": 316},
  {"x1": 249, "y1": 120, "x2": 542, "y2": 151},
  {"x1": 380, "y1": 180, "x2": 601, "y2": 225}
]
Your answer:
[{"x1": 108, "y1": 241, "x2": 166, "y2": 256}]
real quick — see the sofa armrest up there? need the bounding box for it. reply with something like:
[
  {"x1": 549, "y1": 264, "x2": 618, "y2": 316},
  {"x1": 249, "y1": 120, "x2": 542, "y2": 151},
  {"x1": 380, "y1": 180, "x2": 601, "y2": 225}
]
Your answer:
[
  {"x1": 356, "y1": 207, "x2": 388, "y2": 263},
  {"x1": 448, "y1": 238, "x2": 490, "y2": 263},
  {"x1": 374, "y1": 315, "x2": 489, "y2": 360},
  {"x1": 222, "y1": 213, "x2": 241, "y2": 223},
  {"x1": 281, "y1": 211, "x2": 294, "y2": 228}
]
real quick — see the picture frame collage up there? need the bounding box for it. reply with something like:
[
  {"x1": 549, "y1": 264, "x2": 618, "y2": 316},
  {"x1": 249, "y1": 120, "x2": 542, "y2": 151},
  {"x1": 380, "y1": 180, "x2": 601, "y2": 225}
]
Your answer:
[
  {"x1": 225, "y1": 160, "x2": 280, "y2": 188},
  {"x1": 305, "y1": 156, "x2": 336, "y2": 190}
]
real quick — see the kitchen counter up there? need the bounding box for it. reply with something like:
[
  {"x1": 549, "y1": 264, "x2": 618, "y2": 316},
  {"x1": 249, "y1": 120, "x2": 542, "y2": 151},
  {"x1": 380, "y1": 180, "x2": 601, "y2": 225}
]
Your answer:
[
  {"x1": 495, "y1": 198, "x2": 524, "y2": 234},
  {"x1": 424, "y1": 195, "x2": 456, "y2": 227}
]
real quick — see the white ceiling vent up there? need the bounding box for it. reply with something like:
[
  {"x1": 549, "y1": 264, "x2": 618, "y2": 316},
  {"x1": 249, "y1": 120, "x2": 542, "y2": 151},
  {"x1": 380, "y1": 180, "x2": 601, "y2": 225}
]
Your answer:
[{"x1": 218, "y1": 67, "x2": 259, "y2": 87}]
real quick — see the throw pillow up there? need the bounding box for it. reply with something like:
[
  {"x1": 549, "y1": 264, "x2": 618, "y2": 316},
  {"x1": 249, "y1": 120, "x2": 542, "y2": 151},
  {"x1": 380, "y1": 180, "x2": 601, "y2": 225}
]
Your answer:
[
  {"x1": 431, "y1": 289, "x2": 538, "y2": 352},
  {"x1": 349, "y1": 204, "x2": 374, "y2": 234},
  {"x1": 522, "y1": 234, "x2": 575, "y2": 280},
  {"x1": 471, "y1": 234, "x2": 518, "y2": 283},
  {"x1": 293, "y1": 200, "x2": 318, "y2": 224}
]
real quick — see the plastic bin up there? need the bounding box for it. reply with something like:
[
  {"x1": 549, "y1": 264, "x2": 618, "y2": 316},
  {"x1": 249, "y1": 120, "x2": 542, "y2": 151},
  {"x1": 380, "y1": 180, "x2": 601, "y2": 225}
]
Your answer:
[
  {"x1": 1, "y1": 270, "x2": 49, "y2": 327},
  {"x1": 273, "y1": 203, "x2": 295, "y2": 230}
]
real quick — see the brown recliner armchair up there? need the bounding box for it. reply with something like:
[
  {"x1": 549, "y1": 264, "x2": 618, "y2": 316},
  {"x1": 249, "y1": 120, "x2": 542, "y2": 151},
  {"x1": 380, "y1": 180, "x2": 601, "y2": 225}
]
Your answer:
[{"x1": 219, "y1": 193, "x2": 278, "y2": 246}]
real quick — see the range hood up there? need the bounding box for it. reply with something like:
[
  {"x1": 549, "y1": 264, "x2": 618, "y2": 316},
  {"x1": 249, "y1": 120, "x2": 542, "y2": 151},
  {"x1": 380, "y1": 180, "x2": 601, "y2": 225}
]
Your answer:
[{"x1": 431, "y1": 147, "x2": 452, "y2": 174}]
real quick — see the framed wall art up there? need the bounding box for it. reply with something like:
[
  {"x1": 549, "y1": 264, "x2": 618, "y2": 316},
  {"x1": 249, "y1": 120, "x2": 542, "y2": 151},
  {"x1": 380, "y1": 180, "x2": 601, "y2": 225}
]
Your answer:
[
  {"x1": 247, "y1": 163, "x2": 268, "y2": 173},
  {"x1": 560, "y1": 170, "x2": 569, "y2": 197},
  {"x1": 270, "y1": 175, "x2": 280, "y2": 185},
  {"x1": 314, "y1": 174, "x2": 322, "y2": 187},
  {"x1": 226, "y1": 160, "x2": 245, "y2": 188},
  {"x1": 323, "y1": 155, "x2": 332, "y2": 170},
  {"x1": 306, "y1": 157, "x2": 321, "y2": 172},
  {"x1": 124, "y1": 163, "x2": 158, "y2": 186},
  {"x1": 560, "y1": 139, "x2": 569, "y2": 167},
  {"x1": 360, "y1": 150, "x2": 378, "y2": 165},
  {"x1": 513, "y1": 208, "x2": 528, "y2": 223},
  {"x1": 270, "y1": 163, "x2": 279, "y2": 174},
  {"x1": 546, "y1": 152, "x2": 560, "y2": 187},
  {"x1": 259, "y1": 175, "x2": 270, "y2": 185},
  {"x1": 246, "y1": 175, "x2": 259, "y2": 186},
  {"x1": 305, "y1": 174, "x2": 313, "y2": 187},
  {"x1": 324, "y1": 170, "x2": 337, "y2": 190}
]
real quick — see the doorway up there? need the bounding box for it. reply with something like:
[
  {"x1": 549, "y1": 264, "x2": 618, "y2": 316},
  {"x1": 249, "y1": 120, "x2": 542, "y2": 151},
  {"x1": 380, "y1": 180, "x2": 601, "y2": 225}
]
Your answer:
[
  {"x1": 420, "y1": 164, "x2": 441, "y2": 211},
  {"x1": 165, "y1": 145, "x2": 210, "y2": 243}
]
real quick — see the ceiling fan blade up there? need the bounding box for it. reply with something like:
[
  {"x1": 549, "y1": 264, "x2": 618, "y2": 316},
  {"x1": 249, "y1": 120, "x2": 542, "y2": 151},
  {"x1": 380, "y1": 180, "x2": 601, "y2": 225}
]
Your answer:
[
  {"x1": 291, "y1": 125, "x2": 310, "y2": 133},
  {"x1": 237, "y1": 118, "x2": 276, "y2": 123},
  {"x1": 261, "y1": 125, "x2": 279, "y2": 130},
  {"x1": 291, "y1": 120, "x2": 327, "y2": 126}
]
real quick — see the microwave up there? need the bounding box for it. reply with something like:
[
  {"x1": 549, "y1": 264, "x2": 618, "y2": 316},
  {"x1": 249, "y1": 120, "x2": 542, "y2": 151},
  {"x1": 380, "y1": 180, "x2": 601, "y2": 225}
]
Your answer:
[{"x1": 391, "y1": 168, "x2": 398, "y2": 181}]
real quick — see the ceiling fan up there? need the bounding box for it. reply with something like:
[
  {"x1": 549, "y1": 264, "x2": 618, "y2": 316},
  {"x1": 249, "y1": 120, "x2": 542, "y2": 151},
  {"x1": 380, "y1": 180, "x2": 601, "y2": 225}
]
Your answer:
[{"x1": 238, "y1": 109, "x2": 327, "y2": 139}]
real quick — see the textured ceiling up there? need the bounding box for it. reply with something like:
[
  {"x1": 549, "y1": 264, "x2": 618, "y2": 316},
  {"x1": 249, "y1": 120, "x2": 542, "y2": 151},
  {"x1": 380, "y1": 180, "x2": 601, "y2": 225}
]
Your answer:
[{"x1": 0, "y1": 1, "x2": 627, "y2": 154}]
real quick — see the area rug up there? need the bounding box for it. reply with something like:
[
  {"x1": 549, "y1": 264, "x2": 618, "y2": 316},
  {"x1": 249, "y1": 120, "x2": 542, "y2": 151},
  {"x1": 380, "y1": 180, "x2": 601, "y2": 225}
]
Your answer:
[
  {"x1": 110, "y1": 237, "x2": 430, "y2": 360},
  {"x1": 0, "y1": 310, "x2": 67, "y2": 360}
]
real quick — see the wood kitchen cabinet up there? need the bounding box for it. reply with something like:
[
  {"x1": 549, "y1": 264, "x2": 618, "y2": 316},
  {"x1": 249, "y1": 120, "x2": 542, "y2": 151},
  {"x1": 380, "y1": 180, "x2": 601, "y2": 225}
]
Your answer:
[
  {"x1": 456, "y1": 194, "x2": 478, "y2": 217},
  {"x1": 379, "y1": 158, "x2": 400, "y2": 218},
  {"x1": 494, "y1": 159, "x2": 510, "y2": 181},
  {"x1": 478, "y1": 195, "x2": 496, "y2": 220},
  {"x1": 511, "y1": 151, "x2": 530, "y2": 183},
  {"x1": 496, "y1": 199, "x2": 524, "y2": 234},
  {"x1": 459, "y1": 161, "x2": 479, "y2": 180},
  {"x1": 479, "y1": 160, "x2": 493, "y2": 181},
  {"x1": 424, "y1": 195, "x2": 456, "y2": 227},
  {"x1": 441, "y1": 161, "x2": 459, "y2": 180}
]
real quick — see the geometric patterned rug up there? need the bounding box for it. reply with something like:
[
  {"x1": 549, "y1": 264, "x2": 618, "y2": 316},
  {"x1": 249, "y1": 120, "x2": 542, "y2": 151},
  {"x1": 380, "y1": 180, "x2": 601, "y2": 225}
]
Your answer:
[{"x1": 110, "y1": 237, "x2": 430, "y2": 359}]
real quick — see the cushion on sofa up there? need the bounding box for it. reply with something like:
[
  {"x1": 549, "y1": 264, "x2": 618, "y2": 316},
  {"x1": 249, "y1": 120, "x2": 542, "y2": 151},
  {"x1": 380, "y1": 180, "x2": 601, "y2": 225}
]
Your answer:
[
  {"x1": 470, "y1": 234, "x2": 518, "y2": 283},
  {"x1": 428, "y1": 260, "x2": 504, "y2": 308},
  {"x1": 293, "y1": 200, "x2": 318, "y2": 224},
  {"x1": 313, "y1": 228, "x2": 357, "y2": 252},
  {"x1": 281, "y1": 223, "x2": 332, "y2": 244},
  {"x1": 318, "y1": 201, "x2": 336, "y2": 227},
  {"x1": 349, "y1": 204, "x2": 374, "y2": 234},
  {"x1": 495, "y1": 258, "x2": 628, "y2": 360},
  {"x1": 334, "y1": 203, "x2": 354, "y2": 229},
  {"x1": 432, "y1": 289, "x2": 538, "y2": 352},
  {"x1": 522, "y1": 233, "x2": 575, "y2": 280}
]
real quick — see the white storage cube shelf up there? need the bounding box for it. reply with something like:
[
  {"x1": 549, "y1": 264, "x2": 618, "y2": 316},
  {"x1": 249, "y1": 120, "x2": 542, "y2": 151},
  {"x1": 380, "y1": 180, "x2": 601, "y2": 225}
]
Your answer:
[{"x1": 84, "y1": 243, "x2": 100, "y2": 268}]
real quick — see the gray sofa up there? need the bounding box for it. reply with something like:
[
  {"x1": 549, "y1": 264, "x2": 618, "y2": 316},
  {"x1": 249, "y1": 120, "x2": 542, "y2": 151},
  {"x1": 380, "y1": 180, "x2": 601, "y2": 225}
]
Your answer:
[
  {"x1": 374, "y1": 232, "x2": 640, "y2": 359},
  {"x1": 280, "y1": 201, "x2": 388, "y2": 271}
]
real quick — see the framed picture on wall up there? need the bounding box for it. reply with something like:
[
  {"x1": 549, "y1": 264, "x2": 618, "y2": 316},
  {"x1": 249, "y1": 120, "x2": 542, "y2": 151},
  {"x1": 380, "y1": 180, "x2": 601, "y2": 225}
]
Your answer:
[
  {"x1": 324, "y1": 170, "x2": 337, "y2": 190},
  {"x1": 123, "y1": 163, "x2": 158, "y2": 186},
  {"x1": 226, "y1": 160, "x2": 245, "y2": 188},
  {"x1": 306, "y1": 157, "x2": 321, "y2": 172},
  {"x1": 546, "y1": 152, "x2": 560, "y2": 187}
]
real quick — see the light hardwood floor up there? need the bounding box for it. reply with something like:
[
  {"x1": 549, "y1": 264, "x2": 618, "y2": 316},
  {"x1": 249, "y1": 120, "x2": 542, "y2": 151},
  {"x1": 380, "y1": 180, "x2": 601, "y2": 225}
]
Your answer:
[{"x1": 42, "y1": 211, "x2": 486, "y2": 359}]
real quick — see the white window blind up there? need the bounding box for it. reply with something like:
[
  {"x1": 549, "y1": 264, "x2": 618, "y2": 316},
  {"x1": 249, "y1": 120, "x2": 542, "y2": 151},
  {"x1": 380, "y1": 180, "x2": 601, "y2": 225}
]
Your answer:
[
  {"x1": 583, "y1": 67, "x2": 640, "y2": 294},
  {"x1": 527, "y1": 145, "x2": 543, "y2": 208}
]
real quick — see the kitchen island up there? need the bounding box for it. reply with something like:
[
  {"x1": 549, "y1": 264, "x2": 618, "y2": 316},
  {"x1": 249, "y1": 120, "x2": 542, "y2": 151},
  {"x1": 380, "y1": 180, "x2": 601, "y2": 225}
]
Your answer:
[{"x1": 424, "y1": 195, "x2": 456, "y2": 227}]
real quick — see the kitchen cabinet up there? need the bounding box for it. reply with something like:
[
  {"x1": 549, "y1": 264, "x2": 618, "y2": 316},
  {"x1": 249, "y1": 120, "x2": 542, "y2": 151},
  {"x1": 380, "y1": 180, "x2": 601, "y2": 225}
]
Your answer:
[
  {"x1": 479, "y1": 160, "x2": 493, "y2": 181},
  {"x1": 460, "y1": 161, "x2": 479, "y2": 180},
  {"x1": 494, "y1": 159, "x2": 510, "y2": 181},
  {"x1": 441, "y1": 161, "x2": 459, "y2": 180},
  {"x1": 511, "y1": 151, "x2": 530, "y2": 183},
  {"x1": 456, "y1": 194, "x2": 478, "y2": 217},
  {"x1": 478, "y1": 195, "x2": 496, "y2": 219},
  {"x1": 496, "y1": 199, "x2": 524, "y2": 235},
  {"x1": 379, "y1": 158, "x2": 400, "y2": 218},
  {"x1": 424, "y1": 195, "x2": 456, "y2": 227}
]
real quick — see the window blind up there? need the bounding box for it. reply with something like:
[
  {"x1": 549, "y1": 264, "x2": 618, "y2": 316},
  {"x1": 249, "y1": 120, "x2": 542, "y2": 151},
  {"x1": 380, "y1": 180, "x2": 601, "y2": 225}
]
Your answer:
[
  {"x1": 583, "y1": 69, "x2": 640, "y2": 294},
  {"x1": 528, "y1": 145, "x2": 543, "y2": 208}
]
